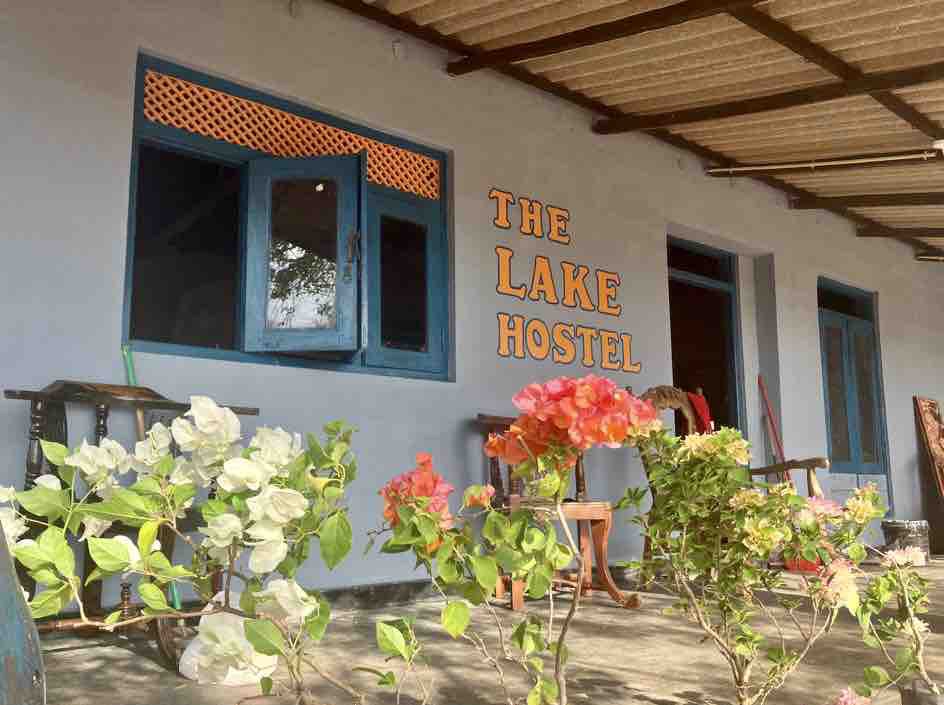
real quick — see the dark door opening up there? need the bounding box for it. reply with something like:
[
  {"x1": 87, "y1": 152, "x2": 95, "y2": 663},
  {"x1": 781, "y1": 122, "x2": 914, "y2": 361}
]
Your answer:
[{"x1": 667, "y1": 239, "x2": 741, "y2": 431}]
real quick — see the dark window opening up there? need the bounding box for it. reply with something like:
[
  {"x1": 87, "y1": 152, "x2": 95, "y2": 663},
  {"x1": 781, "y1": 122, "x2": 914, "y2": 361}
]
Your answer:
[
  {"x1": 130, "y1": 144, "x2": 240, "y2": 349},
  {"x1": 818, "y1": 286, "x2": 873, "y2": 320},
  {"x1": 668, "y1": 239, "x2": 733, "y2": 283},
  {"x1": 668, "y1": 238, "x2": 740, "y2": 432},
  {"x1": 380, "y1": 215, "x2": 428, "y2": 352}
]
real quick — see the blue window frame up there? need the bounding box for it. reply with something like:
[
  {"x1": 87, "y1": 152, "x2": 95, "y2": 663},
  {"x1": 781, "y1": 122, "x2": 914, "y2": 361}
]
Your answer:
[
  {"x1": 818, "y1": 305, "x2": 887, "y2": 475},
  {"x1": 123, "y1": 55, "x2": 450, "y2": 380}
]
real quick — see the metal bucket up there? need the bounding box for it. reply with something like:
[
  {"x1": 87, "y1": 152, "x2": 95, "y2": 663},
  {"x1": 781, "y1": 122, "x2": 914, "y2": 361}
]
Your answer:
[
  {"x1": 0, "y1": 525, "x2": 46, "y2": 705},
  {"x1": 882, "y1": 519, "x2": 931, "y2": 564}
]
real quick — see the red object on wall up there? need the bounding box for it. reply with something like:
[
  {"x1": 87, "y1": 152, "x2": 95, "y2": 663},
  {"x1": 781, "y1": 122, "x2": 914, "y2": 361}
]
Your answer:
[{"x1": 785, "y1": 557, "x2": 821, "y2": 573}]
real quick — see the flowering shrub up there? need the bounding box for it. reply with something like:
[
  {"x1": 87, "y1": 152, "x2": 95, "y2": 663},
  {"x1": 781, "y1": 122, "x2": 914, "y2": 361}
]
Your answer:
[
  {"x1": 371, "y1": 375, "x2": 662, "y2": 705},
  {"x1": 621, "y1": 428, "x2": 886, "y2": 705},
  {"x1": 837, "y1": 546, "x2": 941, "y2": 702},
  {"x1": 2, "y1": 397, "x2": 359, "y2": 703}
]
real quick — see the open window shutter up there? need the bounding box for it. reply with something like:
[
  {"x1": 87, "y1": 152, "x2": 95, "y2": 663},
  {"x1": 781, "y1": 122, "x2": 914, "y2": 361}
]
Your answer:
[
  {"x1": 846, "y1": 317, "x2": 884, "y2": 474},
  {"x1": 819, "y1": 309, "x2": 856, "y2": 474},
  {"x1": 242, "y1": 154, "x2": 361, "y2": 352},
  {"x1": 364, "y1": 191, "x2": 447, "y2": 373}
]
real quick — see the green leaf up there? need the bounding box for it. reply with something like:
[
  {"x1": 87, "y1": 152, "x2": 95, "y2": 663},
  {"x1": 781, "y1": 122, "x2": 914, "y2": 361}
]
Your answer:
[
  {"x1": 527, "y1": 565, "x2": 552, "y2": 599},
  {"x1": 39, "y1": 527, "x2": 74, "y2": 578},
  {"x1": 138, "y1": 582, "x2": 170, "y2": 612},
  {"x1": 16, "y1": 486, "x2": 70, "y2": 520},
  {"x1": 319, "y1": 512, "x2": 352, "y2": 570},
  {"x1": 482, "y1": 511, "x2": 510, "y2": 545},
  {"x1": 260, "y1": 677, "x2": 273, "y2": 696},
  {"x1": 57, "y1": 466, "x2": 75, "y2": 489},
  {"x1": 853, "y1": 684, "x2": 874, "y2": 698},
  {"x1": 441, "y1": 601, "x2": 471, "y2": 639},
  {"x1": 29, "y1": 568, "x2": 63, "y2": 588},
  {"x1": 471, "y1": 555, "x2": 498, "y2": 594},
  {"x1": 130, "y1": 477, "x2": 163, "y2": 496},
  {"x1": 549, "y1": 543, "x2": 574, "y2": 570},
  {"x1": 847, "y1": 542, "x2": 867, "y2": 564},
  {"x1": 104, "y1": 610, "x2": 122, "y2": 626},
  {"x1": 29, "y1": 586, "x2": 68, "y2": 619},
  {"x1": 244, "y1": 619, "x2": 287, "y2": 656},
  {"x1": 172, "y1": 483, "x2": 197, "y2": 508},
  {"x1": 40, "y1": 440, "x2": 69, "y2": 467},
  {"x1": 352, "y1": 667, "x2": 396, "y2": 688},
  {"x1": 521, "y1": 527, "x2": 547, "y2": 553},
  {"x1": 864, "y1": 666, "x2": 891, "y2": 688},
  {"x1": 305, "y1": 594, "x2": 331, "y2": 642},
  {"x1": 137, "y1": 520, "x2": 160, "y2": 561},
  {"x1": 896, "y1": 648, "x2": 915, "y2": 674},
  {"x1": 88, "y1": 537, "x2": 131, "y2": 573},
  {"x1": 536, "y1": 472, "x2": 561, "y2": 498},
  {"x1": 376, "y1": 621, "x2": 410, "y2": 660},
  {"x1": 201, "y1": 498, "x2": 228, "y2": 523},
  {"x1": 15, "y1": 541, "x2": 52, "y2": 571},
  {"x1": 85, "y1": 567, "x2": 109, "y2": 586},
  {"x1": 154, "y1": 455, "x2": 175, "y2": 478},
  {"x1": 528, "y1": 683, "x2": 542, "y2": 705}
]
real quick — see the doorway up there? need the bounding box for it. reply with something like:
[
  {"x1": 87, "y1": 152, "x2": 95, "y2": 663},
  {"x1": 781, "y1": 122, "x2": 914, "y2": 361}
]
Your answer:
[{"x1": 667, "y1": 238, "x2": 742, "y2": 431}]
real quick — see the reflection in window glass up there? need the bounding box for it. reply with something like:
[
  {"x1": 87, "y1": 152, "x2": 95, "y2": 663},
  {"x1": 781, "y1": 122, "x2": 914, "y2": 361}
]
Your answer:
[
  {"x1": 854, "y1": 332, "x2": 877, "y2": 463},
  {"x1": 267, "y1": 179, "x2": 338, "y2": 329},
  {"x1": 825, "y1": 326, "x2": 851, "y2": 462},
  {"x1": 381, "y1": 215, "x2": 427, "y2": 351}
]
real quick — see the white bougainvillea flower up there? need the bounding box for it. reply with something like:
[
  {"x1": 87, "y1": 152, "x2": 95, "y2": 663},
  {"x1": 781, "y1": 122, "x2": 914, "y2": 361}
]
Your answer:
[
  {"x1": 34, "y1": 475, "x2": 62, "y2": 491},
  {"x1": 169, "y1": 457, "x2": 195, "y2": 487},
  {"x1": 192, "y1": 610, "x2": 277, "y2": 685},
  {"x1": 134, "y1": 422, "x2": 172, "y2": 471},
  {"x1": 250, "y1": 426, "x2": 304, "y2": 472},
  {"x1": 171, "y1": 417, "x2": 200, "y2": 453},
  {"x1": 0, "y1": 485, "x2": 17, "y2": 504},
  {"x1": 254, "y1": 578, "x2": 319, "y2": 626},
  {"x1": 0, "y1": 508, "x2": 27, "y2": 549},
  {"x1": 79, "y1": 516, "x2": 113, "y2": 542},
  {"x1": 882, "y1": 545, "x2": 926, "y2": 568},
  {"x1": 114, "y1": 535, "x2": 143, "y2": 567},
  {"x1": 100, "y1": 438, "x2": 132, "y2": 475},
  {"x1": 187, "y1": 396, "x2": 241, "y2": 445},
  {"x1": 218, "y1": 457, "x2": 276, "y2": 494},
  {"x1": 65, "y1": 440, "x2": 112, "y2": 486},
  {"x1": 247, "y1": 485, "x2": 308, "y2": 525},
  {"x1": 200, "y1": 513, "x2": 244, "y2": 550},
  {"x1": 248, "y1": 539, "x2": 288, "y2": 574}
]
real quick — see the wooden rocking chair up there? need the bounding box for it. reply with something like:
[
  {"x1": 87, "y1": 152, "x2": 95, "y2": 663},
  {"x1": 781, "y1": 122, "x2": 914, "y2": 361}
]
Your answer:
[{"x1": 475, "y1": 414, "x2": 638, "y2": 611}]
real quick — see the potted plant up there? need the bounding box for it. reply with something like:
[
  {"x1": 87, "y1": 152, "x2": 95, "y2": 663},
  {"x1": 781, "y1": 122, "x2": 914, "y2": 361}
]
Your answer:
[
  {"x1": 1, "y1": 397, "x2": 361, "y2": 704},
  {"x1": 837, "y1": 545, "x2": 941, "y2": 705},
  {"x1": 620, "y1": 427, "x2": 885, "y2": 705}
]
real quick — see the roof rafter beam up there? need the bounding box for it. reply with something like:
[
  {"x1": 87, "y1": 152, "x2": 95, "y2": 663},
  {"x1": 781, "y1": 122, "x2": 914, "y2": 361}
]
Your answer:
[
  {"x1": 593, "y1": 59, "x2": 944, "y2": 134},
  {"x1": 858, "y1": 227, "x2": 944, "y2": 238},
  {"x1": 445, "y1": 0, "x2": 763, "y2": 76},
  {"x1": 728, "y1": 7, "x2": 944, "y2": 140},
  {"x1": 792, "y1": 192, "x2": 944, "y2": 209}
]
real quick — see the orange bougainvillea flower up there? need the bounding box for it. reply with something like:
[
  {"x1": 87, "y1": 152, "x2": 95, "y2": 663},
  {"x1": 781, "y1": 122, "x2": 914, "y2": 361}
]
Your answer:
[
  {"x1": 463, "y1": 484, "x2": 496, "y2": 509},
  {"x1": 380, "y1": 453, "x2": 454, "y2": 529},
  {"x1": 485, "y1": 375, "x2": 661, "y2": 467}
]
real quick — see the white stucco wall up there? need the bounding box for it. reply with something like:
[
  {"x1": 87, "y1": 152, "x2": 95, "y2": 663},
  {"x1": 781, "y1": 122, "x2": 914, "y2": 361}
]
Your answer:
[{"x1": 2, "y1": 0, "x2": 943, "y2": 598}]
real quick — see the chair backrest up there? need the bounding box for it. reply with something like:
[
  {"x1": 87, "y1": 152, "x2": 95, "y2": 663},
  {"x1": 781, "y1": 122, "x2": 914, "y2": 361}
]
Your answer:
[
  {"x1": 632, "y1": 385, "x2": 700, "y2": 435},
  {"x1": 474, "y1": 414, "x2": 589, "y2": 505}
]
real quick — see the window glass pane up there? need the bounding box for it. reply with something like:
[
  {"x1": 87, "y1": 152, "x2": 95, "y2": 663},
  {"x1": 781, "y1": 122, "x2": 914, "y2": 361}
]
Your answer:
[
  {"x1": 267, "y1": 179, "x2": 338, "y2": 330},
  {"x1": 130, "y1": 144, "x2": 239, "y2": 349},
  {"x1": 667, "y1": 242, "x2": 731, "y2": 282},
  {"x1": 824, "y1": 325, "x2": 851, "y2": 462},
  {"x1": 381, "y1": 215, "x2": 428, "y2": 352},
  {"x1": 854, "y1": 331, "x2": 878, "y2": 463}
]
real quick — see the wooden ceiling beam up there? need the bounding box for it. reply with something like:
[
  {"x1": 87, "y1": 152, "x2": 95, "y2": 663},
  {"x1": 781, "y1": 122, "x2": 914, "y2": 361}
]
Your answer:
[
  {"x1": 445, "y1": 0, "x2": 763, "y2": 76},
  {"x1": 320, "y1": 0, "x2": 944, "y2": 257},
  {"x1": 593, "y1": 59, "x2": 944, "y2": 134},
  {"x1": 858, "y1": 227, "x2": 944, "y2": 238},
  {"x1": 792, "y1": 192, "x2": 944, "y2": 209},
  {"x1": 728, "y1": 7, "x2": 944, "y2": 140}
]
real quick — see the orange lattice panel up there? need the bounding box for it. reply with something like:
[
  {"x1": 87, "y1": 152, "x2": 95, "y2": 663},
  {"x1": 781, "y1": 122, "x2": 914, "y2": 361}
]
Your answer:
[{"x1": 143, "y1": 70, "x2": 440, "y2": 200}]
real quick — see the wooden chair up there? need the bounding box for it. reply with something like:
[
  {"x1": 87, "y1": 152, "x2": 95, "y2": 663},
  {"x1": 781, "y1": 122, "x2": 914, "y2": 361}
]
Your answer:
[{"x1": 475, "y1": 414, "x2": 637, "y2": 611}]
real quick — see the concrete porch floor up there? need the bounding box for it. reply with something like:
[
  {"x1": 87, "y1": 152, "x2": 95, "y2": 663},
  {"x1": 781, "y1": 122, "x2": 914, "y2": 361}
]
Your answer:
[{"x1": 42, "y1": 561, "x2": 944, "y2": 705}]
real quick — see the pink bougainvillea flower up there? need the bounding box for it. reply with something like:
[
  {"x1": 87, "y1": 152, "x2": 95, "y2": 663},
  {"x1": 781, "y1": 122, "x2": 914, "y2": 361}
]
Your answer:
[
  {"x1": 380, "y1": 453, "x2": 454, "y2": 529},
  {"x1": 832, "y1": 687, "x2": 870, "y2": 705},
  {"x1": 807, "y1": 496, "x2": 844, "y2": 520}
]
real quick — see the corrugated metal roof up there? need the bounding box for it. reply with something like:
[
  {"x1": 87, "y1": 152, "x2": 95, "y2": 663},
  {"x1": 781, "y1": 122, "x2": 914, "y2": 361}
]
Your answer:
[{"x1": 359, "y1": 0, "x2": 944, "y2": 250}]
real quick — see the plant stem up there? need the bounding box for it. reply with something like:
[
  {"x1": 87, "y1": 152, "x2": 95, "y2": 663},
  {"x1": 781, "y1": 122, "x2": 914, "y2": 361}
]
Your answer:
[{"x1": 554, "y1": 500, "x2": 583, "y2": 705}]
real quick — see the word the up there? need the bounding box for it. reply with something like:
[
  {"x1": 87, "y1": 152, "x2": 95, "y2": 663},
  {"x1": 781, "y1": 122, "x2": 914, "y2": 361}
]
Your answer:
[
  {"x1": 489, "y1": 188, "x2": 571, "y2": 245},
  {"x1": 497, "y1": 314, "x2": 641, "y2": 372}
]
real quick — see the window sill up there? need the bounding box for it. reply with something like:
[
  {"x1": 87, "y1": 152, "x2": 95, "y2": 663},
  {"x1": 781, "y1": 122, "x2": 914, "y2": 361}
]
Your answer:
[{"x1": 126, "y1": 339, "x2": 451, "y2": 382}]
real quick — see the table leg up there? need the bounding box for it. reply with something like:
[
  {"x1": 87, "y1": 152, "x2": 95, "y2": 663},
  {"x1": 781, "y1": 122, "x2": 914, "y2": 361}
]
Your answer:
[
  {"x1": 590, "y1": 515, "x2": 640, "y2": 609},
  {"x1": 578, "y1": 520, "x2": 593, "y2": 594}
]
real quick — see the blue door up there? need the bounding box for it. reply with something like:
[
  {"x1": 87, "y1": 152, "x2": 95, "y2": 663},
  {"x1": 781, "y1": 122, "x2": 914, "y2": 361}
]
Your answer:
[{"x1": 242, "y1": 155, "x2": 361, "y2": 352}]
